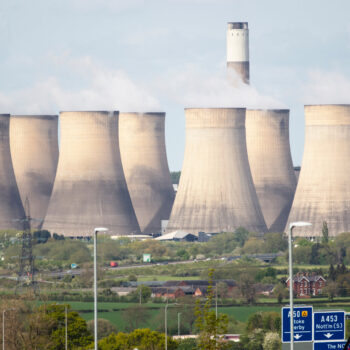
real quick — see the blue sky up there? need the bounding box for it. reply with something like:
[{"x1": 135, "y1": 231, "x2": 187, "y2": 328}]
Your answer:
[{"x1": 1, "y1": 0, "x2": 350, "y2": 170}]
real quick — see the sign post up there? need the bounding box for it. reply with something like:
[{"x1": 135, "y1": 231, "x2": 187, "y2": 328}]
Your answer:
[
  {"x1": 313, "y1": 311, "x2": 345, "y2": 342},
  {"x1": 282, "y1": 306, "x2": 313, "y2": 343}
]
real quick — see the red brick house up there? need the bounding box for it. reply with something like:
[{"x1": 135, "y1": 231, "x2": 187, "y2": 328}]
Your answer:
[{"x1": 286, "y1": 273, "x2": 326, "y2": 298}]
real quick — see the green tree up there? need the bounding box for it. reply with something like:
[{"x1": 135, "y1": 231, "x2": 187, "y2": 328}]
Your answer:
[
  {"x1": 238, "y1": 274, "x2": 257, "y2": 304},
  {"x1": 87, "y1": 319, "x2": 117, "y2": 339},
  {"x1": 122, "y1": 305, "x2": 150, "y2": 331},
  {"x1": 274, "y1": 283, "x2": 288, "y2": 304},
  {"x1": 195, "y1": 269, "x2": 229, "y2": 350},
  {"x1": 322, "y1": 221, "x2": 329, "y2": 244},
  {"x1": 98, "y1": 328, "x2": 177, "y2": 350},
  {"x1": 263, "y1": 332, "x2": 281, "y2": 350},
  {"x1": 41, "y1": 304, "x2": 93, "y2": 349}
]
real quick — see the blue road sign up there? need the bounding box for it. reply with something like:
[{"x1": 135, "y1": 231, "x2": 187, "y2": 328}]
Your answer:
[
  {"x1": 314, "y1": 341, "x2": 348, "y2": 350},
  {"x1": 314, "y1": 311, "x2": 345, "y2": 341},
  {"x1": 282, "y1": 306, "x2": 313, "y2": 343}
]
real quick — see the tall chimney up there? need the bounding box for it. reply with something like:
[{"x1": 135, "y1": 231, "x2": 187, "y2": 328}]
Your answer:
[{"x1": 227, "y1": 22, "x2": 249, "y2": 84}]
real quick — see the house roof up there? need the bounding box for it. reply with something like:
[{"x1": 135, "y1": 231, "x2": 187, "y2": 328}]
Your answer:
[{"x1": 155, "y1": 230, "x2": 197, "y2": 241}]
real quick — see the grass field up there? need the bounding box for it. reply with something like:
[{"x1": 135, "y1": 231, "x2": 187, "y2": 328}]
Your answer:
[{"x1": 56, "y1": 298, "x2": 350, "y2": 333}]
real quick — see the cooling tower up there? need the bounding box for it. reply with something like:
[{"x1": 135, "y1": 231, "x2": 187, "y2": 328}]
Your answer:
[
  {"x1": 227, "y1": 22, "x2": 249, "y2": 84},
  {"x1": 287, "y1": 105, "x2": 350, "y2": 237},
  {"x1": 246, "y1": 109, "x2": 297, "y2": 233},
  {"x1": 10, "y1": 115, "x2": 59, "y2": 229},
  {"x1": 294, "y1": 167, "x2": 301, "y2": 182},
  {"x1": 43, "y1": 111, "x2": 140, "y2": 237},
  {"x1": 119, "y1": 112, "x2": 175, "y2": 233},
  {"x1": 166, "y1": 108, "x2": 267, "y2": 234},
  {"x1": 0, "y1": 114, "x2": 25, "y2": 229}
]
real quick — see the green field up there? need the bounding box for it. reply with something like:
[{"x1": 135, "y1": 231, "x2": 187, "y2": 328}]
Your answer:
[{"x1": 56, "y1": 299, "x2": 350, "y2": 333}]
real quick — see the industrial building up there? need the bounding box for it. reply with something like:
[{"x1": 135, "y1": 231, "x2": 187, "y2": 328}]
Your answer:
[
  {"x1": 287, "y1": 105, "x2": 350, "y2": 237},
  {"x1": 227, "y1": 22, "x2": 249, "y2": 84},
  {"x1": 246, "y1": 109, "x2": 297, "y2": 232},
  {"x1": 0, "y1": 114, "x2": 26, "y2": 229},
  {"x1": 119, "y1": 112, "x2": 174, "y2": 233},
  {"x1": 10, "y1": 115, "x2": 59, "y2": 228},
  {"x1": 166, "y1": 108, "x2": 267, "y2": 234},
  {"x1": 43, "y1": 111, "x2": 140, "y2": 236}
]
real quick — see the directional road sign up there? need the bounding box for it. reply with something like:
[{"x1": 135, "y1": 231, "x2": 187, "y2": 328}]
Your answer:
[
  {"x1": 282, "y1": 306, "x2": 313, "y2": 343},
  {"x1": 314, "y1": 341, "x2": 348, "y2": 350},
  {"x1": 313, "y1": 311, "x2": 345, "y2": 341}
]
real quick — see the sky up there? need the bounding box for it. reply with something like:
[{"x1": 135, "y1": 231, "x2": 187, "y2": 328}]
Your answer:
[{"x1": 0, "y1": 0, "x2": 350, "y2": 170}]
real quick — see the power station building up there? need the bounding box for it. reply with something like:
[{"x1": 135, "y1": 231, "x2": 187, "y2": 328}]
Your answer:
[
  {"x1": 0, "y1": 114, "x2": 26, "y2": 229},
  {"x1": 287, "y1": 105, "x2": 350, "y2": 237},
  {"x1": 10, "y1": 115, "x2": 59, "y2": 229},
  {"x1": 119, "y1": 112, "x2": 174, "y2": 234},
  {"x1": 43, "y1": 111, "x2": 140, "y2": 237},
  {"x1": 227, "y1": 22, "x2": 249, "y2": 84},
  {"x1": 166, "y1": 108, "x2": 267, "y2": 234},
  {"x1": 246, "y1": 109, "x2": 297, "y2": 233}
]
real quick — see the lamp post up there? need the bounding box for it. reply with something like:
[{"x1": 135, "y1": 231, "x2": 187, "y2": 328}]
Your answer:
[
  {"x1": 288, "y1": 221, "x2": 311, "y2": 350},
  {"x1": 2, "y1": 309, "x2": 15, "y2": 350},
  {"x1": 165, "y1": 303, "x2": 178, "y2": 350},
  {"x1": 177, "y1": 312, "x2": 181, "y2": 336},
  {"x1": 65, "y1": 305, "x2": 68, "y2": 350},
  {"x1": 93, "y1": 227, "x2": 108, "y2": 350}
]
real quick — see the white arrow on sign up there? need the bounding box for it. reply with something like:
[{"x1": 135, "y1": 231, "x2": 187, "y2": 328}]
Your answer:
[
  {"x1": 324, "y1": 333, "x2": 334, "y2": 339},
  {"x1": 294, "y1": 334, "x2": 302, "y2": 340}
]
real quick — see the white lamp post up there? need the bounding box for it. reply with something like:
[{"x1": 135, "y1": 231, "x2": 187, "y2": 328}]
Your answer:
[
  {"x1": 93, "y1": 227, "x2": 108, "y2": 350},
  {"x1": 288, "y1": 221, "x2": 311, "y2": 350}
]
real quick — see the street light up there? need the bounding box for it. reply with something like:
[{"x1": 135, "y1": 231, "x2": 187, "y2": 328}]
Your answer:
[
  {"x1": 177, "y1": 312, "x2": 181, "y2": 336},
  {"x1": 2, "y1": 308, "x2": 15, "y2": 350},
  {"x1": 93, "y1": 227, "x2": 108, "y2": 350},
  {"x1": 165, "y1": 303, "x2": 178, "y2": 350},
  {"x1": 288, "y1": 221, "x2": 311, "y2": 350}
]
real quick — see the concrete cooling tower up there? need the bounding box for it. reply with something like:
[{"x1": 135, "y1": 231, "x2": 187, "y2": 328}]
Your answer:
[
  {"x1": 43, "y1": 111, "x2": 140, "y2": 237},
  {"x1": 287, "y1": 105, "x2": 350, "y2": 237},
  {"x1": 227, "y1": 22, "x2": 249, "y2": 84},
  {"x1": 119, "y1": 112, "x2": 175, "y2": 234},
  {"x1": 0, "y1": 114, "x2": 25, "y2": 229},
  {"x1": 10, "y1": 115, "x2": 59, "y2": 229},
  {"x1": 246, "y1": 109, "x2": 297, "y2": 233},
  {"x1": 166, "y1": 108, "x2": 267, "y2": 234}
]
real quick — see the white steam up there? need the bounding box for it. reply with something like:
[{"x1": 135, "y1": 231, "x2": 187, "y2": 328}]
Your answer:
[
  {"x1": 155, "y1": 64, "x2": 285, "y2": 109},
  {"x1": 303, "y1": 70, "x2": 350, "y2": 104},
  {"x1": 0, "y1": 55, "x2": 161, "y2": 114}
]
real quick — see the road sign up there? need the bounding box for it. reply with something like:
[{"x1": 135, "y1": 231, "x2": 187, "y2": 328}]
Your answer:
[
  {"x1": 314, "y1": 341, "x2": 348, "y2": 350},
  {"x1": 282, "y1": 306, "x2": 313, "y2": 343},
  {"x1": 314, "y1": 311, "x2": 345, "y2": 341}
]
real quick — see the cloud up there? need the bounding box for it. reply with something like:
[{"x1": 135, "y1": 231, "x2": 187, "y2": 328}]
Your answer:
[
  {"x1": 303, "y1": 70, "x2": 350, "y2": 104},
  {"x1": 155, "y1": 64, "x2": 285, "y2": 109},
  {"x1": 0, "y1": 54, "x2": 161, "y2": 114}
]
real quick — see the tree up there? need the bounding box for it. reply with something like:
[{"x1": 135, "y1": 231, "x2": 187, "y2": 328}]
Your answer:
[
  {"x1": 87, "y1": 319, "x2": 117, "y2": 339},
  {"x1": 122, "y1": 305, "x2": 150, "y2": 331},
  {"x1": 263, "y1": 332, "x2": 280, "y2": 350},
  {"x1": 274, "y1": 283, "x2": 288, "y2": 304},
  {"x1": 324, "y1": 281, "x2": 338, "y2": 301},
  {"x1": 234, "y1": 227, "x2": 250, "y2": 248},
  {"x1": 129, "y1": 285, "x2": 151, "y2": 303},
  {"x1": 329, "y1": 264, "x2": 336, "y2": 281},
  {"x1": 238, "y1": 274, "x2": 257, "y2": 304},
  {"x1": 98, "y1": 328, "x2": 177, "y2": 350},
  {"x1": 41, "y1": 304, "x2": 93, "y2": 349},
  {"x1": 195, "y1": 269, "x2": 229, "y2": 350},
  {"x1": 322, "y1": 221, "x2": 329, "y2": 244}
]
